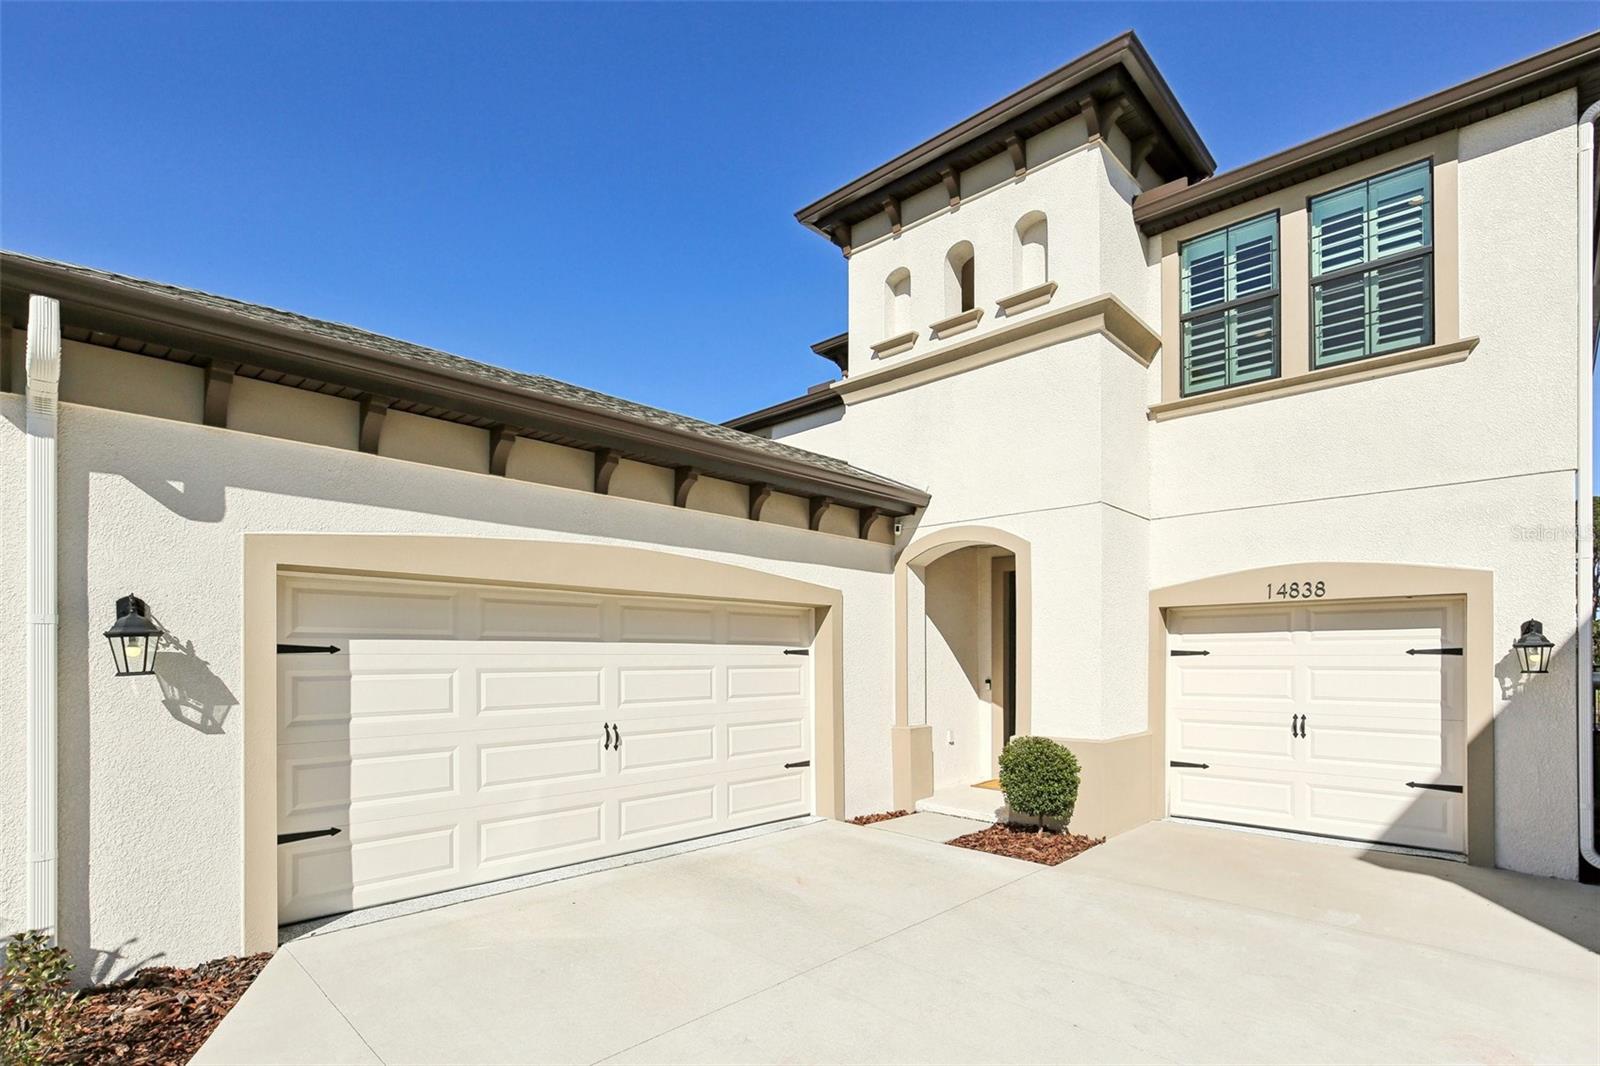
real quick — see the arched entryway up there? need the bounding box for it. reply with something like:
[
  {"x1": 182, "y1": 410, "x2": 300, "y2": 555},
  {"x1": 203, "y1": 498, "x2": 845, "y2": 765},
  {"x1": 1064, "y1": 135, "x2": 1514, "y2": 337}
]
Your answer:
[{"x1": 892, "y1": 526, "x2": 1031, "y2": 809}]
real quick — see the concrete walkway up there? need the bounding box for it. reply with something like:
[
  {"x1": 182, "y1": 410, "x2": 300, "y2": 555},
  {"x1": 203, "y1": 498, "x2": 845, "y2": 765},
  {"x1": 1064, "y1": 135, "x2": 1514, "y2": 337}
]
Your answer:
[{"x1": 196, "y1": 819, "x2": 1599, "y2": 1064}]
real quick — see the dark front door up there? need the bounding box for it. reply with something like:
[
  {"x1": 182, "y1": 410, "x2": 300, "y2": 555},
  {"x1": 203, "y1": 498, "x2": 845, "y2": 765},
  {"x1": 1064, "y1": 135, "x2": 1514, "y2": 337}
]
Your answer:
[{"x1": 1003, "y1": 569, "x2": 1017, "y2": 745}]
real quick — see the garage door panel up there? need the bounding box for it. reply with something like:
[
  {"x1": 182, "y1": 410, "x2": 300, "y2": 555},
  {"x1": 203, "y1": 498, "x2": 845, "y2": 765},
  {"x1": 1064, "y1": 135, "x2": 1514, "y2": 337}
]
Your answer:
[
  {"x1": 479, "y1": 594, "x2": 606, "y2": 640},
  {"x1": 282, "y1": 582, "x2": 457, "y2": 640},
  {"x1": 1170, "y1": 768, "x2": 1296, "y2": 821},
  {"x1": 477, "y1": 801, "x2": 607, "y2": 870},
  {"x1": 1173, "y1": 662, "x2": 1296, "y2": 702},
  {"x1": 1173, "y1": 714, "x2": 1297, "y2": 765},
  {"x1": 277, "y1": 575, "x2": 817, "y2": 924},
  {"x1": 1302, "y1": 776, "x2": 1461, "y2": 852},
  {"x1": 1168, "y1": 599, "x2": 1464, "y2": 853},
  {"x1": 1303, "y1": 716, "x2": 1463, "y2": 780}
]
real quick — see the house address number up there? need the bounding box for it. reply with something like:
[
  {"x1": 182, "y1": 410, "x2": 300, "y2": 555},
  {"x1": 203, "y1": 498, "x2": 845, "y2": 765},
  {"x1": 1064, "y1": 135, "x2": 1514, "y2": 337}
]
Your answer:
[{"x1": 1266, "y1": 580, "x2": 1326, "y2": 600}]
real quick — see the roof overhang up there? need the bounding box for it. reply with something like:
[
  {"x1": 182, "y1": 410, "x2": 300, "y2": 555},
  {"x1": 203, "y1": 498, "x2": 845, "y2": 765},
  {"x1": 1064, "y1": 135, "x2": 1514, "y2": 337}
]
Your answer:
[
  {"x1": 0, "y1": 254, "x2": 928, "y2": 515},
  {"x1": 795, "y1": 31, "x2": 1214, "y2": 246},
  {"x1": 1133, "y1": 30, "x2": 1600, "y2": 235}
]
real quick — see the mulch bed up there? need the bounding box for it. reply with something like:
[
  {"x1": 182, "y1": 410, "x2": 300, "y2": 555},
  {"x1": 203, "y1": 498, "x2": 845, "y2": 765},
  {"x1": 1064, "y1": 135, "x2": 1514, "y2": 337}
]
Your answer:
[
  {"x1": 47, "y1": 952, "x2": 270, "y2": 1065},
  {"x1": 947, "y1": 822, "x2": 1105, "y2": 865},
  {"x1": 848, "y1": 809, "x2": 912, "y2": 826}
]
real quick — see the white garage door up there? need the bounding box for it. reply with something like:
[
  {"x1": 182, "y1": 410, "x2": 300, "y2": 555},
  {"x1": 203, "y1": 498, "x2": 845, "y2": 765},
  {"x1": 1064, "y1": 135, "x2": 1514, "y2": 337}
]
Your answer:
[
  {"x1": 276, "y1": 574, "x2": 815, "y2": 924},
  {"x1": 1167, "y1": 599, "x2": 1465, "y2": 853}
]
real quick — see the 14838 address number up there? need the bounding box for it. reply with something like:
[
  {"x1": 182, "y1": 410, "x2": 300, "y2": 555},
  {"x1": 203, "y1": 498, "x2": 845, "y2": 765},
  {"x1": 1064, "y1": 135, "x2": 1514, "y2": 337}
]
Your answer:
[{"x1": 1266, "y1": 580, "x2": 1326, "y2": 600}]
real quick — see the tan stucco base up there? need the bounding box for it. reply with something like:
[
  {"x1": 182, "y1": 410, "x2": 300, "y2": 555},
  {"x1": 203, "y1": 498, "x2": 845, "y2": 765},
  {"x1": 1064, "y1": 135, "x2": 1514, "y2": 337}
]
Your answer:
[
  {"x1": 1149, "y1": 563, "x2": 1494, "y2": 866},
  {"x1": 1048, "y1": 732, "x2": 1160, "y2": 838},
  {"x1": 891, "y1": 725, "x2": 934, "y2": 812},
  {"x1": 242, "y1": 534, "x2": 849, "y2": 953}
]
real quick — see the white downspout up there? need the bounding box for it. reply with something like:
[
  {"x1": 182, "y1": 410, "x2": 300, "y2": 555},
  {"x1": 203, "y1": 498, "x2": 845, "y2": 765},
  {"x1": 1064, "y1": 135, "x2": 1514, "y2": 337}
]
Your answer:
[
  {"x1": 1577, "y1": 102, "x2": 1599, "y2": 873},
  {"x1": 24, "y1": 295, "x2": 61, "y2": 938}
]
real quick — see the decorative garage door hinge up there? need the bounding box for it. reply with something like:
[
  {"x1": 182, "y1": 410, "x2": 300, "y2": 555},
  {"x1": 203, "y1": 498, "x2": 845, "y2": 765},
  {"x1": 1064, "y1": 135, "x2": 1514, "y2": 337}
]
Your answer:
[
  {"x1": 1405, "y1": 781, "x2": 1464, "y2": 793},
  {"x1": 277, "y1": 643, "x2": 340, "y2": 654},
  {"x1": 1169, "y1": 649, "x2": 1209, "y2": 657},
  {"x1": 784, "y1": 760, "x2": 811, "y2": 769},
  {"x1": 277, "y1": 827, "x2": 342, "y2": 845},
  {"x1": 1405, "y1": 647, "x2": 1463, "y2": 656},
  {"x1": 783, "y1": 648, "x2": 810, "y2": 656},
  {"x1": 1169, "y1": 760, "x2": 1210, "y2": 769}
]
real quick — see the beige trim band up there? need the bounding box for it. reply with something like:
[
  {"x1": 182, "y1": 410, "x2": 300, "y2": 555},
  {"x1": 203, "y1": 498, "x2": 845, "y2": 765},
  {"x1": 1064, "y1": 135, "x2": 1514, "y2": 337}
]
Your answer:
[
  {"x1": 242, "y1": 534, "x2": 849, "y2": 952},
  {"x1": 1149, "y1": 336, "x2": 1479, "y2": 420},
  {"x1": 840, "y1": 294, "x2": 1159, "y2": 405}
]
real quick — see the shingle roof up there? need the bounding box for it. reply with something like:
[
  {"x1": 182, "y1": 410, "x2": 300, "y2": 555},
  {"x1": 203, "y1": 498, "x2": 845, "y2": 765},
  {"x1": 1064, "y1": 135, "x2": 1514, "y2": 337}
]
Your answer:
[{"x1": 2, "y1": 250, "x2": 925, "y2": 509}]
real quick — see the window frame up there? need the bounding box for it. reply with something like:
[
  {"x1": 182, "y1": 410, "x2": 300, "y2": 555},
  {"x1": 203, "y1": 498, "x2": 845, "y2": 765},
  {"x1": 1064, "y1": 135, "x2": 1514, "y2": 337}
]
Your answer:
[
  {"x1": 1177, "y1": 210, "x2": 1282, "y2": 398},
  {"x1": 1307, "y1": 159, "x2": 1435, "y2": 370}
]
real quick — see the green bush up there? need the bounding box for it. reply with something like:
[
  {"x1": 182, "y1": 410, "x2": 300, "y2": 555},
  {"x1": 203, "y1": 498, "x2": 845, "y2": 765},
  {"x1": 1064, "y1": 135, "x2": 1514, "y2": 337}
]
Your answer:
[
  {"x1": 1, "y1": 930, "x2": 78, "y2": 1064},
  {"x1": 999, "y1": 736, "x2": 1080, "y2": 829}
]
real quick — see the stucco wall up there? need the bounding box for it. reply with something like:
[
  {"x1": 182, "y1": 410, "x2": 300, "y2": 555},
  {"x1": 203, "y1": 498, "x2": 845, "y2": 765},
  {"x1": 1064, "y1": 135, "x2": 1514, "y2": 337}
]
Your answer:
[
  {"x1": 1149, "y1": 94, "x2": 1582, "y2": 878},
  {"x1": 0, "y1": 397, "x2": 899, "y2": 978}
]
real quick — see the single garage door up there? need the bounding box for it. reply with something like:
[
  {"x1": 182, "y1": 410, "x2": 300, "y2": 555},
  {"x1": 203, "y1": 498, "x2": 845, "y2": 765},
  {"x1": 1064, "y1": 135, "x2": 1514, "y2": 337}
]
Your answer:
[
  {"x1": 276, "y1": 573, "x2": 815, "y2": 923},
  {"x1": 1167, "y1": 598, "x2": 1465, "y2": 853}
]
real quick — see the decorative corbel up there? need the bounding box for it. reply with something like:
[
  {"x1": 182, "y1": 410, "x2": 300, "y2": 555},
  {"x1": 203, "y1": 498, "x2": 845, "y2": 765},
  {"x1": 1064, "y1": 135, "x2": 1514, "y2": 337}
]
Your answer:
[
  {"x1": 1004, "y1": 134, "x2": 1026, "y2": 177},
  {"x1": 881, "y1": 196, "x2": 902, "y2": 235},
  {"x1": 202, "y1": 360, "x2": 237, "y2": 429},
  {"x1": 858, "y1": 507, "x2": 883, "y2": 540},
  {"x1": 827, "y1": 223, "x2": 853, "y2": 258},
  {"x1": 1077, "y1": 95, "x2": 1102, "y2": 140},
  {"x1": 748, "y1": 483, "x2": 772, "y2": 522},
  {"x1": 940, "y1": 167, "x2": 961, "y2": 208},
  {"x1": 489, "y1": 426, "x2": 517, "y2": 477},
  {"x1": 593, "y1": 448, "x2": 620, "y2": 495},
  {"x1": 809, "y1": 497, "x2": 833, "y2": 532},
  {"x1": 1129, "y1": 133, "x2": 1158, "y2": 176},
  {"x1": 358, "y1": 395, "x2": 391, "y2": 454},
  {"x1": 673, "y1": 466, "x2": 699, "y2": 508}
]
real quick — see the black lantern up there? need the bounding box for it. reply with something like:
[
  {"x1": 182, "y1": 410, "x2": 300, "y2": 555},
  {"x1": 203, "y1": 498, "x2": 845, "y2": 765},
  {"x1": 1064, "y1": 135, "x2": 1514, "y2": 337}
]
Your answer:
[
  {"x1": 1512, "y1": 619, "x2": 1553, "y2": 675},
  {"x1": 104, "y1": 594, "x2": 162, "y2": 676}
]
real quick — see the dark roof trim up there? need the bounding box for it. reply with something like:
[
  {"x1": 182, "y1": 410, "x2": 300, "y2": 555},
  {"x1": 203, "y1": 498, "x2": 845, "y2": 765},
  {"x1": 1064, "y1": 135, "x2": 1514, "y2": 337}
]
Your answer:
[
  {"x1": 796, "y1": 31, "x2": 1214, "y2": 243},
  {"x1": 1134, "y1": 30, "x2": 1600, "y2": 235},
  {"x1": 724, "y1": 387, "x2": 843, "y2": 434},
  {"x1": 1, "y1": 253, "x2": 927, "y2": 514},
  {"x1": 810, "y1": 332, "x2": 848, "y2": 374}
]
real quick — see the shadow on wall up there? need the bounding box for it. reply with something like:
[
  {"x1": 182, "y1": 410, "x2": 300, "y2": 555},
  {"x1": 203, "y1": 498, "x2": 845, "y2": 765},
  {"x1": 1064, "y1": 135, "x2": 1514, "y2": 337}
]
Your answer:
[
  {"x1": 1359, "y1": 627, "x2": 1596, "y2": 953},
  {"x1": 151, "y1": 617, "x2": 239, "y2": 735}
]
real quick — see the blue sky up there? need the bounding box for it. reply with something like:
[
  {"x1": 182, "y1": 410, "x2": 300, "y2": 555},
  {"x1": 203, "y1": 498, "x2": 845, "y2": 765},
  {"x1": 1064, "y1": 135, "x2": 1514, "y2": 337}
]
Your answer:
[{"x1": 2, "y1": 2, "x2": 1595, "y2": 427}]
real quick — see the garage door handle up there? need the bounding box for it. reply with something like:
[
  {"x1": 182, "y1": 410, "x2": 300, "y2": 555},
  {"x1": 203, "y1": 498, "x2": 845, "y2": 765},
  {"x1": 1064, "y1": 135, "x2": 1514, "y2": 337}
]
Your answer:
[
  {"x1": 613, "y1": 726, "x2": 621, "y2": 752},
  {"x1": 603, "y1": 723, "x2": 613, "y2": 751},
  {"x1": 1406, "y1": 781, "x2": 1463, "y2": 793}
]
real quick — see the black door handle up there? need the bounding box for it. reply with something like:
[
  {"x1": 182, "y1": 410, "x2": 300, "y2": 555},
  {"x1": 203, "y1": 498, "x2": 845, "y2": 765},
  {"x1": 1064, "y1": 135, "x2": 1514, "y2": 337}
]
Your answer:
[
  {"x1": 613, "y1": 725, "x2": 621, "y2": 752},
  {"x1": 1291, "y1": 714, "x2": 1298, "y2": 738},
  {"x1": 603, "y1": 723, "x2": 613, "y2": 750}
]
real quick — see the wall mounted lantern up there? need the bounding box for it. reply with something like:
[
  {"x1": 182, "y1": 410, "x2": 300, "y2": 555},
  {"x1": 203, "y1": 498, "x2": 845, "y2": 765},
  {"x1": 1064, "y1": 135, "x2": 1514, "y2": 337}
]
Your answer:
[
  {"x1": 1512, "y1": 619, "x2": 1553, "y2": 675},
  {"x1": 104, "y1": 594, "x2": 162, "y2": 676}
]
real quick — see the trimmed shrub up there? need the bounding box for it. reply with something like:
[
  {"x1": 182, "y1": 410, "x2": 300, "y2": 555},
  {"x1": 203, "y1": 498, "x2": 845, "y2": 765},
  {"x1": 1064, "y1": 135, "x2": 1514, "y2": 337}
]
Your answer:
[
  {"x1": 1, "y1": 930, "x2": 78, "y2": 1063},
  {"x1": 998, "y1": 736, "x2": 1080, "y2": 829}
]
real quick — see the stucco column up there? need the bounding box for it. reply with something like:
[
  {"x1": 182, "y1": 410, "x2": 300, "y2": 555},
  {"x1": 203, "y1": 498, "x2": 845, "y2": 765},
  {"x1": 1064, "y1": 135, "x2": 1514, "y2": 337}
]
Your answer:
[{"x1": 25, "y1": 295, "x2": 61, "y2": 938}]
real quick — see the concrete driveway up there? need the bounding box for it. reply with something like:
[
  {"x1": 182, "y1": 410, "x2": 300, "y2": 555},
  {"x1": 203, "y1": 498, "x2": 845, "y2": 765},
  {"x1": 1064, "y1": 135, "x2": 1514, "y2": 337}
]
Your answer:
[{"x1": 196, "y1": 817, "x2": 1599, "y2": 1064}]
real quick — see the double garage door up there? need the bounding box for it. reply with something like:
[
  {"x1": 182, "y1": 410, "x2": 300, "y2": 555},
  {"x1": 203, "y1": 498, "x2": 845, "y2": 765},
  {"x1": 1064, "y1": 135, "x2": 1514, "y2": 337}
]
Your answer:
[
  {"x1": 277, "y1": 574, "x2": 815, "y2": 924},
  {"x1": 1167, "y1": 598, "x2": 1465, "y2": 853}
]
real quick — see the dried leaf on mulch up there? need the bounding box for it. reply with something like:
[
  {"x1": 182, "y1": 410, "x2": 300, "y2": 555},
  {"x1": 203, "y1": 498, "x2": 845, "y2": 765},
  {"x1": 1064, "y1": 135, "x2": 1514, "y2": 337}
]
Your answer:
[
  {"x1": 947, "y1": 822, "x2": 1104, "y2": 865},
  {"x1": 46, "y1": 952, "x2": 270, "y2": 1066},
  {"x1": 849, "y1": 810, "x2": 912, "y2": 826}
]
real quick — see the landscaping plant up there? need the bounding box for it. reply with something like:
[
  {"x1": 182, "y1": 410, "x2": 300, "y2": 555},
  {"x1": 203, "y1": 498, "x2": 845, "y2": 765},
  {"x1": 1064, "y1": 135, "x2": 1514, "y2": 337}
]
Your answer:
[
  {"x1": 1, "y1": 930, "x2": 78, "y2": 1064},
  {"x1": 998, "y1": 736, "x2": 1081, "y2": 831}
]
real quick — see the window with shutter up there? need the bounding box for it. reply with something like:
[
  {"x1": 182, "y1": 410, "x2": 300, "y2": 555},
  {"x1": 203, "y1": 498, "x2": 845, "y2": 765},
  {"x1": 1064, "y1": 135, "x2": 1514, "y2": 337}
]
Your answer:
[
  {"x1": 1179, "y1": 213, "x2": 1279, "y2": 396},
  {"x1": 1310, "y1": 161, "x2": 1433, "y2": 368}
]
